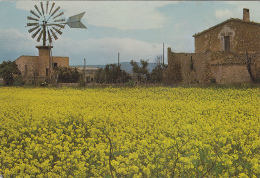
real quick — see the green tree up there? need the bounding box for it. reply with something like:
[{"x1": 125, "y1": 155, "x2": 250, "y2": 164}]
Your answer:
[
  {"x1": 150, "y1": 56, "x2": 167, "y2": 83},
  {"x1": 130, "y1": 59, "x2": 150, "y2": 82},
  {"x1": 94, "y1": 64, "x2": 131, "y2": 84},
  {"x1": 95, "y1": 68, "x2": 104, "y2": 83},
  {"x1": 0, "y1": 61, "x2": 21, "y2": 86},
  {"x1": 56, "y1": 67, "x2": 80, "y2": 83}
]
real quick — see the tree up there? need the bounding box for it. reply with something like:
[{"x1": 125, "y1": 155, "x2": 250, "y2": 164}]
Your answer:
[
  {"x1": 0, "y1": 61, "x2": 21, "y2": 86},
  {"x1": 95, "y1": 68, "x2": 105, "y2": 83},
  {"x1": 94, "y1": 64, "x2": 131, "y2": 84},
  {"x1": 130, "y1": 59, "x2": 150, "y2": 82},
  {"x1": 150, "y1": 56, "x2": 167, "y2": 83},
  {"x1": 56, "y1": 67, "x2": 80, "y2": 83},
  {"x1": 246, "y1": 51, "x2": 259, "y2": 83}
]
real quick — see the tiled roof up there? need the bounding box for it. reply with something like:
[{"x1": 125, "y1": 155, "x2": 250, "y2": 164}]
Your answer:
[{"x1": 193, "y1": 18, "x2": 260, "y2": 38}]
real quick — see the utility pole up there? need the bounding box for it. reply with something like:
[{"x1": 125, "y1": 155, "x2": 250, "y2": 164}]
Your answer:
[
  {"x1": 118, "y1": 53, "x2": 120, "y2": 83},
  {"x1": 118, "y1": 53, "x2": 120, "y2": 67},
  {"x1": 83, "y1": 58, "x2": 86, "y2": 82},
  {"x1": 163, "y1": 43, "x2": 165, "y2": 66}
]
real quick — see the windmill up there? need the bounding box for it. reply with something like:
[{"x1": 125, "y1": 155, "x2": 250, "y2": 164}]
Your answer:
[
  {"x1": 27, "y1": 1, "x2": 87, "y2": 46},
  {"x1": 25, "y1": 1, "x2": 87, "y2": 83}
]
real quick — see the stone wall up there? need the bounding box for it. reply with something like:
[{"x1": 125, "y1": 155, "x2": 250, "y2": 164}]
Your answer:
[
  {"x1": 194, "y1": 19, "x2": 260, "y2": 53},
  {"x1": 52, "y1": 57, "x2": 69, "y2": 68},
  {"x1": 15, "y1": 56, "x2": 38, "y2": 80},
  {"x1": 211, "y1": 64, "x2": 251, "y2": 84},
  {"x1": 166, "y1": 47, "x2": 260, "y2": 84},
  {"x1": 166, "y1": 48, "x2": 212, "y2": 84}
]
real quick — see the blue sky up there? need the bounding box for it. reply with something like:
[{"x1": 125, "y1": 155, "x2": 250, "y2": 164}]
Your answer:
[{"x1": 0, "y1": 1, "x2": 259, "y2": 65}]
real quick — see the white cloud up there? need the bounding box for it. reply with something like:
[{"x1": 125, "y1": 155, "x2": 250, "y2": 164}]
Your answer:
[
  {"x1": 53, "y1": 36, "x2": 163, "y2": 65},
  {"x1": 16, "y1": 1, "x2": 176, "y2": 30},
  {"x1": 0, "y1": 28, "x2": 163, "y2": 65},
  {"x1": 222, "y1": 1, "x2": 260, "y2": 22},
  {"x1": 0, "y1": 29, "x2": 37, "y2": 55},
  {"x1": 0, "y1": 29, "x2": 40, "y2": 63},
  {"x1": 215, "y1": 9, "x2": 233, "y2": 20}
]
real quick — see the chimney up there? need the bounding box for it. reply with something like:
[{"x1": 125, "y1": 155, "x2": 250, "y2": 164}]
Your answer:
[{"x1": 243, "y1": 8, "x2": 250, "y2": 22}]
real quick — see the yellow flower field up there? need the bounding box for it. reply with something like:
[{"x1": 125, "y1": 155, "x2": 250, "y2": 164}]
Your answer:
[{"x1": 0, "y1": 86, "x2": 259, "y2": 177}]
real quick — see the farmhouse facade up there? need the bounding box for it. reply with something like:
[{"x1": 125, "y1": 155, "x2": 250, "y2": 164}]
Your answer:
[
  {"x1": 76, "y1": 66, "x2": 98, "y2": 83},
  {"x1": 166, "y1": 8, "x2": 260, "y2": 84},
  {"x1": 15, "y1": 46, "x2": 69, "y2": 83}
]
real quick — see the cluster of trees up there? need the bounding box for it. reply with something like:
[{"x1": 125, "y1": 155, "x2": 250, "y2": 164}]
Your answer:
[
  {"x1": 55, "y1": 67, "x2": 80, "y2": 83},
  {"x1": 0, "y1": 61, "x2": 22, "y2": 86},
  {"x1": 130, "y1": 58, "x2": 167, "y2": 84},
  {"x1": 0, "y1": 58, "x2": 167, "y2": 86},
  {"x1": 95, "y1": 64, "x2": 131, "y2": 84},
  {"x1": 94, "y1": 57, "x2": 167, "y2": 85}
]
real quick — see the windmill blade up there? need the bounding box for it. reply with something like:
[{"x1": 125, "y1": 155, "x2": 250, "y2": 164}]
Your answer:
[
  {"x1": 49, "y1": 2, "x2": 55, "y2": 15},
  {"x1": 52, "y1": 27, "x2": 62, "y2": 35},
  {"x1": 27, "y1": 16, "x2": 39, "y2": 21},
  {"x1": 31, "y1": 28, "x2": 41, "y2": 38},
  {"x1": 54, "y1": 19, "x2": 65, "y2": 23},
  {"x1": 50, "y1": 29, "x2": 58, "y2": 40},
  {"x1": 37, "y1": 30, "x2": 43, "y2": 42},
  {"x1": 52, "y1": 24, "x2": 65, "y2": 28},
  {"x1": 46, "y1": 1, "x2": 49, "y2": 14},
  {"x1": 30, "y1": 10, "x2": 40, "y2": 19},
  {"x1": 40, "y1": 2, "x2": 45, "y2": 15},
  {"x1": 67, "y1": 21, "x2": 87, "y2": 28},
  {"x1": 46, "y1": 23, "x2": 65, "y2": 28},
  {"x1": 66, "y1": 12, "x2": 87, "y2": 28},
  {"x1": 47, "y1": 30, "x2": 52, "y2": 44},
  {"x1": 34, "y1": 5, "x2": 42, "y2": 16},
  {"x1": 51, "y1": 6, "x2": 60, "y2": 17},
  {"x1": 53, "y1": 12, "x2": 64, "y2": 19},
  {"x1": 27, "y1": 22, "x2": 39, "y2": 26},
  {"x1": 28, "y1": 26, "x2": 40, "y2": 33}
]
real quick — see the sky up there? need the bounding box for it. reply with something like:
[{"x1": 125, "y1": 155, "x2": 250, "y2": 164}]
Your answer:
[{"x1": 0, "y1": 1, "x2": 260, "y2": 65}]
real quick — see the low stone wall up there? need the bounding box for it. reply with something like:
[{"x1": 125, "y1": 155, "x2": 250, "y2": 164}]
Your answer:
[
  {"x1": 211, "y1": 64, "x2": 251, "y2": 84},
  {"x1": 167, "y1": 48, "x2": 260, "y2": 84}
]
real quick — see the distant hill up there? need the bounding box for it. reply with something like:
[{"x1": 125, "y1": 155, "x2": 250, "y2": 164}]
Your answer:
[{"x1": 71, "y1": 62, "x2": 159, "y2": 74}]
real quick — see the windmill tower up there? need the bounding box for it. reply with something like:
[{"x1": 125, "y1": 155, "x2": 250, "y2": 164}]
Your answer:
[{"x1": 26, "y1": 1, "x2": 87, "y2": 81}]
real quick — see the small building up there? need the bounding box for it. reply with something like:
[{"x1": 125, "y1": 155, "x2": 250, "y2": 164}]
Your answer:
[
  {"x1": 76, "y1": 66, "x2": 98, "y2": 83},
  {"x1": 167, "y1": 8, "x2": 260, "y2": 84},
  {"x1": 15, "y1": 46, "x2": 69, "y2": 83}
]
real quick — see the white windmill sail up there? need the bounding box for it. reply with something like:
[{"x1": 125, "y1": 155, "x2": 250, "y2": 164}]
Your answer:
[{"x1": 66, "y1": 12, "x2": 87, "y2": 28}]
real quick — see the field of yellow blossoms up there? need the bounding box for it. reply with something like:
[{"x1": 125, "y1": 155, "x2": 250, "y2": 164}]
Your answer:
[{"x1": 0, "y1": 86, "x2": 260, "y2": 177}]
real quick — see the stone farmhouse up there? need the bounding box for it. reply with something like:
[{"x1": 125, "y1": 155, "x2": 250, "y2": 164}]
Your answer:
[
  {"x1": 166, "y1": 8, "x2": 260, "y2": 84},
  {"x1": 75, "y1": 66, "x2": 98, "y2": 83},
  {"x1": 15, "y1": 46, "x2": 69, "y2": 83}
]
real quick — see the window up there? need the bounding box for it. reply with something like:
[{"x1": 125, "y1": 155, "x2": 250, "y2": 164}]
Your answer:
[
  {"x1": 53, "y1": 63, "x2": 57, "y2": 68},
  {"x1": 190, "y1": 56, "x2": 194, "y2": 71},
  {"x1": 224, "y1": 36, "x2": 230, "y2": 52},
  {"x1": 25, "y1": 65, "x2": 28, "y2": 75},
  {"x1": 46, "y1": 68, "x2": 49, "y2": 77}
]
